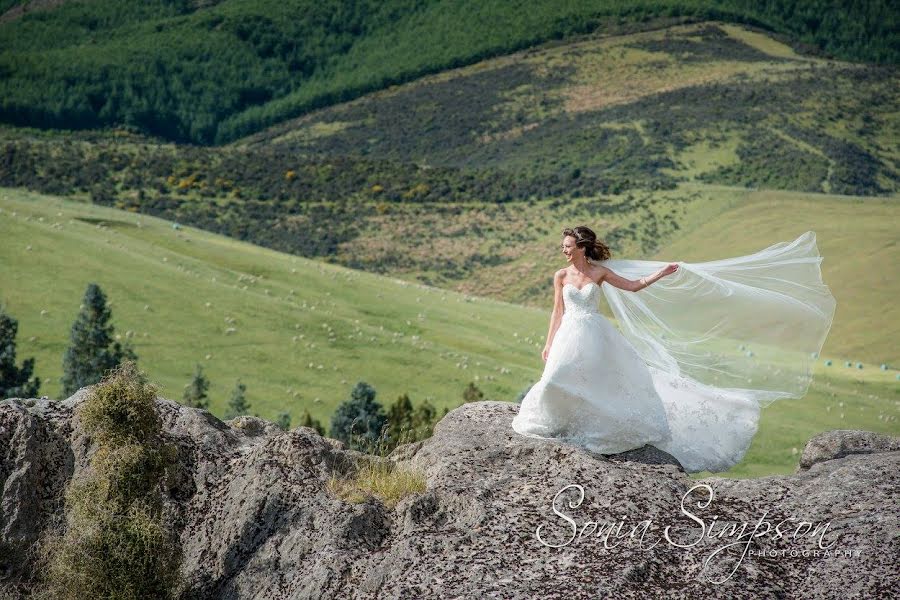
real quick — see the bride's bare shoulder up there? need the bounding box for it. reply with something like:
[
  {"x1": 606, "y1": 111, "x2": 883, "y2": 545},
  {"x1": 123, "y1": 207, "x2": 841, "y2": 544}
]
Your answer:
[{"x1": 591, "y1": 263, "x2": 610, "y2": 282}]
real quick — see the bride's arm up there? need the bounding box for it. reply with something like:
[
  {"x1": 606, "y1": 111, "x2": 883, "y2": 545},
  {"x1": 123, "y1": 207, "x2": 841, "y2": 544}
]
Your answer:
[
  {"x1": 600, "y1": 264, "x2": 677, "y2": 292},
  {"x1": 542, "y1": 271, "x2": 565, "y2": 358}
]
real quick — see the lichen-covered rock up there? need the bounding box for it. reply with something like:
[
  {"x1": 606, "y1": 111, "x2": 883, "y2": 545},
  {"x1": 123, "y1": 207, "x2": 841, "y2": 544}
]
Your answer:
[
  {"x1": 0, "y1": 396, "x2": 76, "y2": 585},
  {"x1": 798, "y1": 429, "x2": 900, "y2": 471},
  {"x1": 1, "y1": 395, "x2": 897, "y2": 599},
  {"x1": 224, "y1": 415, "x2": 284, "y2": 438}
]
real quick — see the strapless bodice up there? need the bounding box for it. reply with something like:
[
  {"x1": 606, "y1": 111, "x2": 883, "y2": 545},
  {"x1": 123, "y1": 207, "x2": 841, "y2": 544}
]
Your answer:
[{"x1": 562, "y1": 282, "x2": 602, "y2": 317}]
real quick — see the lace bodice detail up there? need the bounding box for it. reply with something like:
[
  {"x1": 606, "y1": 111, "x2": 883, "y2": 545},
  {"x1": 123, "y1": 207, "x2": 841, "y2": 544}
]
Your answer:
[{"x1": 562, "y1": 282, "x2": 602, "y2": 317}]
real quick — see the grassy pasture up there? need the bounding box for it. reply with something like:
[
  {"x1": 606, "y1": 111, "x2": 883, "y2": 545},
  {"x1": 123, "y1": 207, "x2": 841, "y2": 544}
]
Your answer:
[{"x1": 0, "y1": 188, "x2": 552, "y2": 426}]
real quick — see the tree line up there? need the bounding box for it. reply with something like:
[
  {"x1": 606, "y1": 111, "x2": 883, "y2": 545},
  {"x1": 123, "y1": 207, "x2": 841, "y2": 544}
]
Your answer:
[{"x1": 0, "y1": 0, "x2": 895, "y2": 145}]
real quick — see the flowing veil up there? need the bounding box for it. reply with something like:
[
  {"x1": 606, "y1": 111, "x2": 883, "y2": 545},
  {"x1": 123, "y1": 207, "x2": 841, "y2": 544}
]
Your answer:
[{"x1": 598, "y1": 231, "x2": 836, "y2": 409}]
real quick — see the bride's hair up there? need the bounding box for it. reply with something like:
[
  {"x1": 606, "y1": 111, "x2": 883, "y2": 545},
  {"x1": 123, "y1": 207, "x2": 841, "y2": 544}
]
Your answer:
[{"x1": 562, "y1": 226, "x2": 611, "y2": 261}]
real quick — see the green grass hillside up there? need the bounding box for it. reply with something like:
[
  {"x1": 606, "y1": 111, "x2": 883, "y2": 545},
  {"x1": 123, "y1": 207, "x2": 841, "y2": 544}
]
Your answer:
[
  {"x1": 0, "y1": 1, "x2": 896, "y2": 144},
  {"x1": 0, "y1": 187, "x2": 554, "y2": 422},
  {"x1": 0, "y1": 7, "x2": 897, "y2": 481},
  {"x1": 1, "y1": 187, "x2": 898, "y2": 478},
  {"x1": 647, "y1": 185, "x2": 899, "y2": 367}
]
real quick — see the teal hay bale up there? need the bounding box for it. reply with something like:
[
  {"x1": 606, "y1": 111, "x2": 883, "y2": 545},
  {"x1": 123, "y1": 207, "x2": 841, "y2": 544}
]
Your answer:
[
  {"x1": 856, "y1": 362, "x2": 863, "y2": 369},
  {"x1": 811, "y1": 352, "x2": 818, "y2": 358},
  {"x1": 881, "y1": 364, "x2": 888, "y2": 370},
  {"x1": 825, "y1": 359, "x2": 833, "y2": 366},
  {"x1": 845, "y1": 361, "x2": 853, "y2": 367}
]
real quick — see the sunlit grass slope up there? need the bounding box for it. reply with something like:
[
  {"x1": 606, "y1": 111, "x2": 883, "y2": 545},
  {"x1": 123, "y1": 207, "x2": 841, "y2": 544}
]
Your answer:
[
  {"x1": 0, "y1": 188, "x2": 553, "y2": 425},
  {"x1": 652, "y1": 184, "x2": 899, "y2": 368},
  {"x1": 246, "y1": 21, "x2": 898, "y2": 198}
]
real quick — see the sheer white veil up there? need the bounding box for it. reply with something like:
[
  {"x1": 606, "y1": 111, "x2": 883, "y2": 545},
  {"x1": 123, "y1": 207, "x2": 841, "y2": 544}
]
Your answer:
[{"x1": 598, "y1": 231, "x2": 836, "y2": 408}]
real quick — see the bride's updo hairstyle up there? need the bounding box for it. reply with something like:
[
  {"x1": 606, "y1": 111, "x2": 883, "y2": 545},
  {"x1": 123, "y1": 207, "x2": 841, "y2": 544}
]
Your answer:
[{"x1": 562, "y1": 226, "x2": 612, "y2": 261}]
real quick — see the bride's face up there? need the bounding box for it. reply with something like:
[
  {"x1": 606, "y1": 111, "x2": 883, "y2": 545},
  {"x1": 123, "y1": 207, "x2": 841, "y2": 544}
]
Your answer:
[{"x1": 561, "y1": 236, "x2": 580, "y2": 263}]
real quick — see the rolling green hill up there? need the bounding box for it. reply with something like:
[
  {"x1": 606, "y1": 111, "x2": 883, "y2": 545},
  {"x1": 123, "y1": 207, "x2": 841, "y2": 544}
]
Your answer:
[
  {"x1": 0, "y1": 187, "x2": 552, "y2": 422},
  {"x1": 0, "y1": 1, "x2": 896, "y2": 144},
  {"x1": 1, "y1": 187, "x2": 897, "y2": 479}
]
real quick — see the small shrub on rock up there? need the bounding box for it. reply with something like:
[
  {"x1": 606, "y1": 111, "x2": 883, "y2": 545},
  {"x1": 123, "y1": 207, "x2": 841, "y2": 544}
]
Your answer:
[{"x1": 36, "y1": 360, "x2": 182, "y2": 600}]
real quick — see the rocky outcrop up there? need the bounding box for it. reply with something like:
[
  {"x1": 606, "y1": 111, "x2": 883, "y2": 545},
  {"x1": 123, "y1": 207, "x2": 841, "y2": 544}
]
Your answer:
[
  {"x1": 1, "y1": 393, "x2": 897, "y2": 599},
  {"x1": 797, "y1": 429, "x2": 900, "y2": 471}
]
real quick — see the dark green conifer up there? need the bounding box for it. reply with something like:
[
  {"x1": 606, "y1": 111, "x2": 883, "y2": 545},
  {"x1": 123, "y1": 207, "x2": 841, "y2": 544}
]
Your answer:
[
  {"x1": 0, "y1": 307, "x2": 41, "y2": 398},
  {"x1": 60, "y1": 283, "x2": 137, "y2": 398},
  {"x1": 225, "y1": 379, "x2": 249, "y2": 419},
  {"x1": 182, "y1": 364, "x2": 209, "y2": 409}
]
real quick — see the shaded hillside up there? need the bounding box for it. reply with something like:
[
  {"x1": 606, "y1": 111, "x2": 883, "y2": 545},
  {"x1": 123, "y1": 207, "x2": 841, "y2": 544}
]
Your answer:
[{"x1": 0, "y1": 1, "x2": 897, "y2": 144}]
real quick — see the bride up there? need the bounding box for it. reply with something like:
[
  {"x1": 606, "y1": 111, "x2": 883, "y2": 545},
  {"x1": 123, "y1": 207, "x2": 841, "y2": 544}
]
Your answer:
[{"x1": 511, "y1": 226, "x2": 836, "y2": 473}]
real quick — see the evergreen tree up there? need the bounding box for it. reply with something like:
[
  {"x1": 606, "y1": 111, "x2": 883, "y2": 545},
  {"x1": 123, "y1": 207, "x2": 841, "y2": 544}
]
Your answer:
[
  {"x1": 381, "y1": 394, "x2": 442, "y2": 451},
  {"x1": 182, "y1": 363, "x2": 209, "y2": 409},
  {"x1": 298, "y1": 408, "x2": 324, "y2": 435},
  {"x1": 60, "y1": 283, "x2": 137, "y2": 398},
  {"x1": 224, "y1": 378, "x2": 249, "y2": 419},
  {"x1": 277, "y1": 411, "x2": 293, "y2": 431},
  {"x1": 329, "y1": 381, "x2": 387, "y2": 452},
  {"x1": 463, "y1": 381, "x2": 484, "y2": 403},
  {"x1": 0, "y1": 307, "x2": 41, "y2": 399},
  {"x1": 385, "y1": 393, "x2": 415, "y2": 447},
  {"x1": 412, "y1": 398, "x2": 438, "y2": 439}
]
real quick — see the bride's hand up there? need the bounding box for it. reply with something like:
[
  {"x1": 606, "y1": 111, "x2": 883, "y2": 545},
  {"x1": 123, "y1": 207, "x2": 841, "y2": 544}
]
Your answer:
[
  {"x1": 661, "y1": 262, "x2": 679, "y2": 277},
  {"x1": 541, "y1": 346, "x2": 550, "y2": 362}
]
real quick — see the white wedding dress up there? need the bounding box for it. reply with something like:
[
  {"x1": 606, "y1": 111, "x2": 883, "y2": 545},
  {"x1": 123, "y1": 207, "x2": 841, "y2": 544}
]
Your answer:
[{"x1": 511, "y1": 231, "x2": 836, "y2": 473}]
